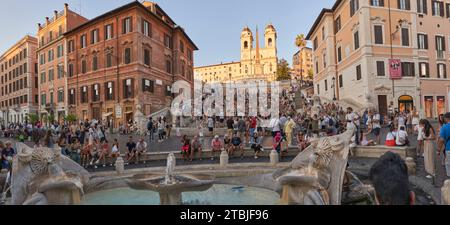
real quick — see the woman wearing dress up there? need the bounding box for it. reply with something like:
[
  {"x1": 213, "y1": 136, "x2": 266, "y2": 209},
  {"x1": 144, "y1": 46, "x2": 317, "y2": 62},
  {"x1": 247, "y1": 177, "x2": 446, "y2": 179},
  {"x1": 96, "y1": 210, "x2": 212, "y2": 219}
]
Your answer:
[
  {"x1": 419, "y1": 119, "x2": 436, "y2": 179},
  {"x1": 411, "y1": 107, "x2": 420, "y2": 134}
]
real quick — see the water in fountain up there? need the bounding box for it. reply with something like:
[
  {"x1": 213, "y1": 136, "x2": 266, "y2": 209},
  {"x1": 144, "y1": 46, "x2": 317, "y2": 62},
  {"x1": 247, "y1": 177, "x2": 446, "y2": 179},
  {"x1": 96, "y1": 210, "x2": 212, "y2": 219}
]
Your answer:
[{"x1": 163, "y1": 153, "x2": 176, "y2": 185}]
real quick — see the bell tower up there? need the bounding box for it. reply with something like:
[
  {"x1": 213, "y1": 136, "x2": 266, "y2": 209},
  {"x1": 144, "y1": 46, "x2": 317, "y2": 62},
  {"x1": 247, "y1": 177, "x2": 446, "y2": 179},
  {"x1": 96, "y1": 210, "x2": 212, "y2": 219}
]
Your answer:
[
  {"x1": 240, "y1": 26, "x2": 253, "y2": 61},
  {"x1": 264, "y1": 23, "x2": 277, "y2": 49}
]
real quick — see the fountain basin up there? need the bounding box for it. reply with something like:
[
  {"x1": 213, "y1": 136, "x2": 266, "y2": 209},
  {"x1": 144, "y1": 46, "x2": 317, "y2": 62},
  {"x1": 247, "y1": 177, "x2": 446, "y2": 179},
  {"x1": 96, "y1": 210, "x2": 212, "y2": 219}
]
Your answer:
[
  {"x1": 81, "y1": 185, "x2": 280, "y2": 205},
  {"x1": 126, "y1": 173, "x2": 215, "y2": 193}
]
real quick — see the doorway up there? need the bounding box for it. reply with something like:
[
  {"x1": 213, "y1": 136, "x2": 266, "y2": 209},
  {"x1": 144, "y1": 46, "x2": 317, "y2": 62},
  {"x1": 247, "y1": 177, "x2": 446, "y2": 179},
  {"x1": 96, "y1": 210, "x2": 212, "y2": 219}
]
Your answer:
[
  {"x1": 398, "y1": 95, "x2": 413, "y2": 112},
  {"x1": 378, "y1": 95, "x2": 388, "y2": 116}
]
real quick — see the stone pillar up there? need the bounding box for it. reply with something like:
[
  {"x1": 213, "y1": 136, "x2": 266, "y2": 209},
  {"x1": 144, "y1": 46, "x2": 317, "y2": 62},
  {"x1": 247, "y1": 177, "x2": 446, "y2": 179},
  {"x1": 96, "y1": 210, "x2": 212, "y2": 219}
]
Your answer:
[
  {"x1": 220, "y1": 150, "x2": 228, "y2": 167},
  {"x1": 270, "y1": 150, "x2": 279, "y2": 165},
  {"x1": 115, "y1": 157, "x2": 125, "y2": 174},
  {"x1": 405, "y1": 157, "x2": 416, "y2": 175},
  {"x1": 441, "y1": 180, "x2": 450, "y2": 205}
]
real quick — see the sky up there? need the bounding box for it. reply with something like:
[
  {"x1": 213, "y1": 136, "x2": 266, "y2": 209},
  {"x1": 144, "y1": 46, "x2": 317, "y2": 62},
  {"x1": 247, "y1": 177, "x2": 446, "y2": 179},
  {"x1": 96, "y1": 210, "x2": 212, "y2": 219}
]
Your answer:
[{"x1": 0, "y1": 0, "x2": 335, "y2": 67}]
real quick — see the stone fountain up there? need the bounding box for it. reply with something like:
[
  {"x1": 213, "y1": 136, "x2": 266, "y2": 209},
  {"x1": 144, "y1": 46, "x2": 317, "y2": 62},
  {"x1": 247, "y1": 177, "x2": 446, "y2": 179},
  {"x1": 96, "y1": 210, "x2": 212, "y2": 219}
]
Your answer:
[
  {"x1": 10, "y1": 143, "x2": 90, "y2": 205},
  {"x1": 126, "y1": 153, "x2": 215, "y2": 205},
  {"x1": 273, "y1": 127, "x2": 375, "y2": 205}
]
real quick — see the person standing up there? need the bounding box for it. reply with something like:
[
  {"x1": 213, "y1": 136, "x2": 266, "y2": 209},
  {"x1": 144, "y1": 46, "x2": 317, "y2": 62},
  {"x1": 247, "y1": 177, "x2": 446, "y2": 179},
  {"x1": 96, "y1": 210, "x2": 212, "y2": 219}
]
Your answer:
[
  {"x1": 207, "y1": 117, "x2": 214, "y2": 136},
  {"x1": 419, "y1": 119, "x2": 436, "y2": 179},
  {"x1": 411, "y1": 107, "x2": 420, "y2": 134},
  {"x1": 284, "y1": 117, "x2": 296, "y2": 147},
  {"x1": 438, "y1": 113, "x2": 450, "y2": 177},
  {"x1": 147, "y1": 117, "x2": 154, "y2": 143},
  {"x1": 371, "y1": 110, "x2": 382, "y2": 145}
]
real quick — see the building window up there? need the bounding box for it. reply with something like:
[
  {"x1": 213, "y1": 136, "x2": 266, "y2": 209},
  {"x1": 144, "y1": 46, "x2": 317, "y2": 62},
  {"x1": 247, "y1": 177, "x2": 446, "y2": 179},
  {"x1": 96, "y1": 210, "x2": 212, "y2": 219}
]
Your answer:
[
  {"x1": 313, "y1": 38, "x2": 318, "y2": 50},
  {"x1": 417, "y1": 0, "x2": 428, "y2": 14},
  {"x1": 142, "y1": 19, "x2": 152, "y2": 37},
  {"x1": 321, "y1": 26, "x2": 325, "y2": 40},
  {"x1": 124, "y1": 48, "x2": 131, "y2": 64},
  {"x1": 180, "y1": 41, "x2": 185, "y2": 53},
  {"x1": 122, "y1": 17, "x2": 132, "y2": 34},
  {"x1": 81, "y1": 60, "x2": 87, "y2": 74},
  {"x1": 376, "y1": 61, "x2": 385, "y2": 76},
  {"x1": 91, "y1": 29, "x2": 99, "y2": 44},
  {"x1": 324, "y1": 79, "x2": 328, "y2": 91},
  {"x1": 69, "y1": 89, "x2": 76, "y2": 105},
  {"x1": 81, "y1": 86, "x2": 88, "y2": 103},
  {"x1": 181, "y1": 61, "x2": 186, "y2": 76},
  {"x1": 48, "y1": 68, "x2": 54, "y2": 81},
  {"x1": 166, "y1": 60, "x2": 172, "y2": 73},
  {"x1": 92, "y1": 84, "x2": 100, "y2": 102},
  {"x1": 68, "y1": 64, "x2": 73, "y2": 77},
  {"x1": 41, "y1": 94, "x2": 46, "y2": 106},
  {"x1": 57, "y1": 44, "x2": 64, "y2": 58},
  {"x1": 57, "y1": 90, "x2": 64, "y2": 103},
  {"x1": 436, "y1": 35, "x2": 446, "y2": 59},
  {"x1": 40, "y1": 53, "x2": 45, "y2": 65},
  {"x1": 123, "y1": 79, "x2": 134, "y2": 99},
  {"x1": 398, "y1": 0, "x2": 411, "y2": 10},
  {"x1": 49, "y1": 91, "x2": 54, "y2": 104},
  {"x1": 68, "y1": 40, "x2": 74, "y2": 53},
  {"x1": 350, "y1": 0, "x2": 359, "y2": 16},
  {"x1": 144, "y1": 49, "x2": 151, "y2": 66},
  {"x1": 187, "y1": 50, "x2": 192, "y2": 60},
  {"x1": 337, "y1": 47, "x2": 342, "y2": 62},
  {"x1": 334, "y1": 16, "x2": 341, "y2": 33},
  {"x1": 106, "y1": 52, "x2": 113, "y2": 68},
  {"x1": 92, "y1": 56, "x2": 98, "y2": 71},
  {"x1": 268, "y1": 38, "x2": 273, "y2": 47},
  {"x1": 370, "y1": 0, "x2": 385, "y2": 7},
  {"x1": 437, "y1": 63, "x2": 447, "y2": 78},
  {"x1": 80, "y1": 34, "x2": 87, "y2": 48},
  {"x1": 374, "y1": 25, "x2": 383, "y2": 44},
  {"x1": 356, "y1": 65, "x2": 362, "y2": 80},
  {"x1": 317, "y1": 84, "x2": 320, "y2": 95},
  {"x1": 244, "y1": 41, "x2": 248, "y2": 49},
  {"x1": 48, "y1": 49, "x2": 54, "y2": 62},
  {"x1": 339, "y1": 75, "x2": 343, "y2": 88},
  {"x1": 419, "y1": 62, "x2": 430, "y2": 77},
  {"x1": 322, "y1": 52, "x2": 326, "y2": 68},
  {"x1": 57, "y1": 64, "x2": 64, "y2": 79},
  {"x1": 432, "y1": 0, "x2": 445, "y2": 16},
  {"x1": 164, "y1": 34, "x2": 172, "y2": 49},
  {"x1": 418, "y1": 33, "x2": 429, "y2": 49},
  {"x1": 401, "y1": 62, "x2": 415, "y2": 77},
  {"x1": 401, "y1": 28, "x2": 410, "y2": 46},
  {"x1": 354, "y1": 31, "x2": 360, "y2": 49},
  {"x1": 105, "y1": 82, "x2": 114, "y2": 100},
  {"x1": 105, "y1": 24, "x2": 113, "y2": 40},
  {"x1": 447, "y1": 3, "x2": 450, "y2": 18},
  {"x1": 142, "y1": 79, "x2": 154, "y2": 93}
]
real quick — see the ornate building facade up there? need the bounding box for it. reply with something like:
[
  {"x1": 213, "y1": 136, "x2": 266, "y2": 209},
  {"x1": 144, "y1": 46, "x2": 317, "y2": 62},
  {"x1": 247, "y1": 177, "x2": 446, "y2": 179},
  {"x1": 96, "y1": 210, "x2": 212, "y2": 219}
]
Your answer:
[{"x1": 194, "y1": 25, "x2": 278, "y2": 83}]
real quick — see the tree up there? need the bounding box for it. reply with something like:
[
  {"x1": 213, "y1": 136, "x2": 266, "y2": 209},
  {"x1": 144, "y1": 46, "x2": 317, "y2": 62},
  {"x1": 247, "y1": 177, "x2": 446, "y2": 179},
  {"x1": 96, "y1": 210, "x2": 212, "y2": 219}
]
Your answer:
[
  {"x1": 65, "y1": 114, "x2": 77, "y2": 124},
  {"x1": 276, "y1": 59, "x2": 291, "y2": 81},
  {"x1": 27, "y1": 114, "x2": 39, "y2": 124},
  {"x1": 295, "y1": 34, "x2": 308, "y2": 83}
]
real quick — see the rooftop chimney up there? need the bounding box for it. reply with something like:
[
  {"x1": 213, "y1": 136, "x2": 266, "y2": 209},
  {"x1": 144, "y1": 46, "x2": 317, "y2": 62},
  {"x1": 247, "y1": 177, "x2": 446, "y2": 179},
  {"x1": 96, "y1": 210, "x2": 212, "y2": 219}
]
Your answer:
[
  {"x1": 46, "y1": 17, "x2": 50, "y2": 25},
  {"x1": 38, "y1": 23, "x2": 42, "y2": 30},
  {"x1": 64, "y1": 3, "x2": 69, "y2": 14},
  {"x1": 54, "y1": 10, "x2": 58, "y2": 19}
]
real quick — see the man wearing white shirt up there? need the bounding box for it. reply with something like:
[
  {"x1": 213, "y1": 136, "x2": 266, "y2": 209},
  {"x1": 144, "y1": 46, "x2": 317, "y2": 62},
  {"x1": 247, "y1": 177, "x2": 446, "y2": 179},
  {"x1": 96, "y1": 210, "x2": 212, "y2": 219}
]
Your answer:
[
  {"x1": 371, "y1": 110, "x2": 382, "y2": 144},
  {"x1": 396, "y1": 126, "x2": 409, "y2": 146}
]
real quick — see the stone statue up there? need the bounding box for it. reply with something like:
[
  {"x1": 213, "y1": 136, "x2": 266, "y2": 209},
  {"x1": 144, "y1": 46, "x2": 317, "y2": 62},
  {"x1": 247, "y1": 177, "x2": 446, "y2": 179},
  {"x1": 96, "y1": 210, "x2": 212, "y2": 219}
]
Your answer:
[
  {"x1": 310, "y1": 95, "x2": 322, "y2": 117},
  {"x1": 134, "y1": 104, "x2": 147, "y2": 134},
  {"x1": 11, "y1": 143, "x2": 90, "y2": 205},
  {"x1": 273, "y1": 127, "x2": 355, "y2": 205}
]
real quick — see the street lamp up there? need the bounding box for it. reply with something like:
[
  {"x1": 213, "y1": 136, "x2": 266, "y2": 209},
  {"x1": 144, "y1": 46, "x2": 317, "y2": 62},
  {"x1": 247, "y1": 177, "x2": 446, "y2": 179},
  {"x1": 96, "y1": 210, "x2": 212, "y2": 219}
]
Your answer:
[{"x1": 332, "y1": 77, "x2": 336, "y2": 101}]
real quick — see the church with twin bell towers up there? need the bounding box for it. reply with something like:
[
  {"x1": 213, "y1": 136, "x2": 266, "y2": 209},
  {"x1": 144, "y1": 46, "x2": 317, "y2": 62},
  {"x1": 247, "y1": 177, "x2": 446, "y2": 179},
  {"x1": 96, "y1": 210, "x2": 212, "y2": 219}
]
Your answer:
[{"x1": 194, "y1": 24, "x2": 278, "y2": 83}]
